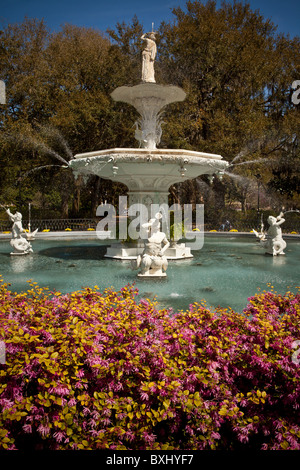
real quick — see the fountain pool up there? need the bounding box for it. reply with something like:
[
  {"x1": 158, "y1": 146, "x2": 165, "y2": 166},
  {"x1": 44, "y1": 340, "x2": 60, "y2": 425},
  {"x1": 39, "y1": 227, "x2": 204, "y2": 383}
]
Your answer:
[{"x1": 0, "y1": 235, "x2": 299, "y2": 313}]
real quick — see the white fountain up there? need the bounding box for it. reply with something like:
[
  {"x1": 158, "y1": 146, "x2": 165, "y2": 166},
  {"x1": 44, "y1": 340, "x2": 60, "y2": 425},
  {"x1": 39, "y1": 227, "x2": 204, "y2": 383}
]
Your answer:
[{"x1": 69, "y1": 30, "x2": 229, "y2": 260}]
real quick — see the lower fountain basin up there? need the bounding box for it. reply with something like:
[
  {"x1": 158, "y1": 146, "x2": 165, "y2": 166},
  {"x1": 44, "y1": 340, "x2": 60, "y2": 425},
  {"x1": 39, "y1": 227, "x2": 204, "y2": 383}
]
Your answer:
[{"x1": 0, "y1": 235, "x2": 299, "y2": 313}]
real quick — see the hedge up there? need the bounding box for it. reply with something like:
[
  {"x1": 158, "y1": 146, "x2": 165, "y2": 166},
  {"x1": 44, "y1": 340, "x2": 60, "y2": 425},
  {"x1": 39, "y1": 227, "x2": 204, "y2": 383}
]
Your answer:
[{"x1": 0, "y1": 278, "x2": 299, "y2": 450}]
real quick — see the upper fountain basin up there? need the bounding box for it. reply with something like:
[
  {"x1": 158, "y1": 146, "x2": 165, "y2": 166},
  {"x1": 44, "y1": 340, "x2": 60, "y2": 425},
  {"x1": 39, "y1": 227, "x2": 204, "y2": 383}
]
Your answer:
[
  {"x1": 110, "y1": 84, "x2": 188, "y2": 150},
  {"x1": 111, "y1": 83, "x2": 186, "y2": 113},
  {"x1": 73, "y1": 147, "x2": 224, "y2": 160}
]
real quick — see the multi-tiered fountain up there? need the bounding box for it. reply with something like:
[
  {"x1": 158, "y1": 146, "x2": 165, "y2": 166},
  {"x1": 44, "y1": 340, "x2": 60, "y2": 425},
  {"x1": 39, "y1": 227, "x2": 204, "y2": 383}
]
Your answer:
[{"x1": 70, "y1": 31, "x2": 228, "y2": 260}]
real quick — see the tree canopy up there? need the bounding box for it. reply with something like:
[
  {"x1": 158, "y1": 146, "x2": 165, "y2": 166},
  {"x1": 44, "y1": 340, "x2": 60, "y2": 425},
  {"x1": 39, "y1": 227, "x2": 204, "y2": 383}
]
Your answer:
[{"x1": 0, "y1": 1, "x2": 299, "y2": 224}]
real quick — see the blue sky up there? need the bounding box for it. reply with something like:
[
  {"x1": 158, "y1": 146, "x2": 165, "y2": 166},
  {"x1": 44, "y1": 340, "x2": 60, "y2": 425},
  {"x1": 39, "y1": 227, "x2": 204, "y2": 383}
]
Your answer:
[{"x1": 0, "y1": 0, "x2": 299, "y2": 38}]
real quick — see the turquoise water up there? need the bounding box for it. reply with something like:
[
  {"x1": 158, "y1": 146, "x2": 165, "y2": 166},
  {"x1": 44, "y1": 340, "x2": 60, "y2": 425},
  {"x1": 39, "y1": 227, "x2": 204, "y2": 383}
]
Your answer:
[{"x1": 0, "y1": 236, "x2": 299, "y2": 313}]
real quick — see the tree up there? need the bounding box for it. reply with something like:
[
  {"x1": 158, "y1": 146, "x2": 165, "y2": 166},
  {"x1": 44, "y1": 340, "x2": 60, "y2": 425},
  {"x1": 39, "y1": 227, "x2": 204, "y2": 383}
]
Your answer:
[
  {"x1": 0, "y1": 19, "x2": 133, "y2": 218},
  {"x1": 0, "y1": 4, "x2": 299, "y2": 222},
  {"x1": 156, "y1": 0, "x2": 300, "y2": 210}
]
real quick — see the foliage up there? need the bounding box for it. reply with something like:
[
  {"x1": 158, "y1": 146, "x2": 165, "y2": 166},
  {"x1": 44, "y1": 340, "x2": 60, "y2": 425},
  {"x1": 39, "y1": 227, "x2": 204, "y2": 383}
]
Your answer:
[
  {"x1": 0, "y1": 2, "x2": 299, "y2": 217},
  {"x1": 0, "y1": 18, "x2": 134, "y2": 217},
  {"x1": 0, "y1": 279, "x2": 299, "y2": 450},
  {"x1": 157, "y1": 1, "x2": 300, "y2": 208}
]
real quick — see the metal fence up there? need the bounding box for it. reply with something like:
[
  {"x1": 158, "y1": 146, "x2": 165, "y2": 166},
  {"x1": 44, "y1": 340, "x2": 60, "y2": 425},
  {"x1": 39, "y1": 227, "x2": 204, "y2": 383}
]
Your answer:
[
  {"x1": 0, "y1": 218, "x2": 99, "y2": 233},
  {"x1": 0, "y1": 217, "x2": 299, "y2": 234},
  {"x1": 204, "y1": 217, "x2": 300, "y2": 233}
]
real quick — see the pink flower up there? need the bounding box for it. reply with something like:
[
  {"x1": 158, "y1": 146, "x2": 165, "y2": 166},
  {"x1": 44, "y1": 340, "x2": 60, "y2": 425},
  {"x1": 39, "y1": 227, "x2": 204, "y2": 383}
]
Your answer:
[
  {"x1": 143, "y1": 432, "x2": 156, "y2": 444},
  {"x1": 124, "y1": 430, "x2": 135, "y2": 442},
  {"x1": 22, "y1": 424, "x2": 32, "y2": 433},
  {"x1": 53, "y1": 432, "x2": 65, "y2": 443},
  {"x1": 37, "y1": 424, "x2": 50, "y2": 437},
  {"x1": 102, "y1": 418, "x2": 111, "y2": 426},
  {"x1": 140, "y1": 392, "x2": 149, "y2": 401}
]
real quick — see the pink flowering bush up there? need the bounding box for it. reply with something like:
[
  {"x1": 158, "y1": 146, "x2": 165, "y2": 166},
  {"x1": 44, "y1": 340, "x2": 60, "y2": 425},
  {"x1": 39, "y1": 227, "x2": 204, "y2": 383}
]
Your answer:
[{"x1": 0, "y1": 277, "x2": 299, "y2": 450}]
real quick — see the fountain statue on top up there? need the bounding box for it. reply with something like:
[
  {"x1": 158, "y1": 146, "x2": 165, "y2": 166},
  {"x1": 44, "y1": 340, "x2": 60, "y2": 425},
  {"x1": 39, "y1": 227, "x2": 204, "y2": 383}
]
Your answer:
[
  {"x1": 132, "y1": 212, "x2": 169, "y2": 277},
  {"x1": 4, "y1": 208, "x2": 34, "y2": 255},
  {"x1": 253, "y1": 212, "x2": 287, "y2": 256},
  {"x1": 110, "y1": 29, "x2": 187, "y2": 151},
  {"x1": 141, "y1": 31, "x2": 157, "y2": 84}
]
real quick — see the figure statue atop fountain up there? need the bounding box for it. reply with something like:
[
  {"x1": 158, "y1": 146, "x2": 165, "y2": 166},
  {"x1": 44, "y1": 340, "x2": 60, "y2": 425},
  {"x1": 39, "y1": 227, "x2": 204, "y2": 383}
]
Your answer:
[
  {"x1": 141, "y1": 31, "x2": 157, "y2": 83},
  {"x1": 110, "y1": 27, "x2": 188, "y2": 150},
  {"x1": 253, "y1": 212, "x2": 287, "y2": 256},
  {"x1": 4, "y1": 207, "x2": 33, "y2": 255},
  {"x1": 133, "y1": 212, "x2": 169, "y2": 277}
]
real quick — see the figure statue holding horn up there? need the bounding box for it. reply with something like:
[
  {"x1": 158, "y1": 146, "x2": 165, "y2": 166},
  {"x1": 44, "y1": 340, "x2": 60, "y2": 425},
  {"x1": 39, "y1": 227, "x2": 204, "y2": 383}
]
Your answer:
[
  {"x1": 253, "y1": 212, "x2": 287, "y2": 256},
  {"x1": 141, "y1": 26, "x2": 157, "y2": 83}
]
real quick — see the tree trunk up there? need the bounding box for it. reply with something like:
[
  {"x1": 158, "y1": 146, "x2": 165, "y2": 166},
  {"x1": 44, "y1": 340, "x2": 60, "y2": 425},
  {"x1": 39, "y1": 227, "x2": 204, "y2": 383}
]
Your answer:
[
  {"x1": 72, "y1": 176, "x2": 82, "y2": 215},
  {"x1": 241, "y1": 197, "x2": 247, "y2": 214},
  {"x1": 61, "y1": 196, "x2": 69, "y2": 218},
  {"x1": 213, "y1": 179, "x2": 226, "y2": 211},
  {"x1": 91, "y1": 177, "x2": 101, "y2": 217}
]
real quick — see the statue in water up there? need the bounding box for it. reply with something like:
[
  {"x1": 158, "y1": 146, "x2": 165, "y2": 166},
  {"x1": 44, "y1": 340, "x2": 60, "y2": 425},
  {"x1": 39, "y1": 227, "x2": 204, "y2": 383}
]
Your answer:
[
  {"x1": 253, "y1": 212, "x2": 287, "y2": 256},
  {"x1": 4, "y1": 207, "x2": 33, "y2": 255},
  {"x1": 132, "y1": 212, "x2": 169, "y2": 277},
  {"x1": 141, "y1": 31, "x2": 157, "y2": 83}
]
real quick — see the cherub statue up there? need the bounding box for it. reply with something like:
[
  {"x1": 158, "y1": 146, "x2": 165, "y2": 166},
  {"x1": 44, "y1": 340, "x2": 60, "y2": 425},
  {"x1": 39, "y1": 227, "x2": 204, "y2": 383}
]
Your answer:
[
  {"x1": 253, "y1": 212, "x2": 287, "y2": 256},
  {"x1": 5, "y1": 207, "x2": 33, "y2": 255},
  {"x1": 132, "y1": 212, "x2": 169, "y2": 277}
]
